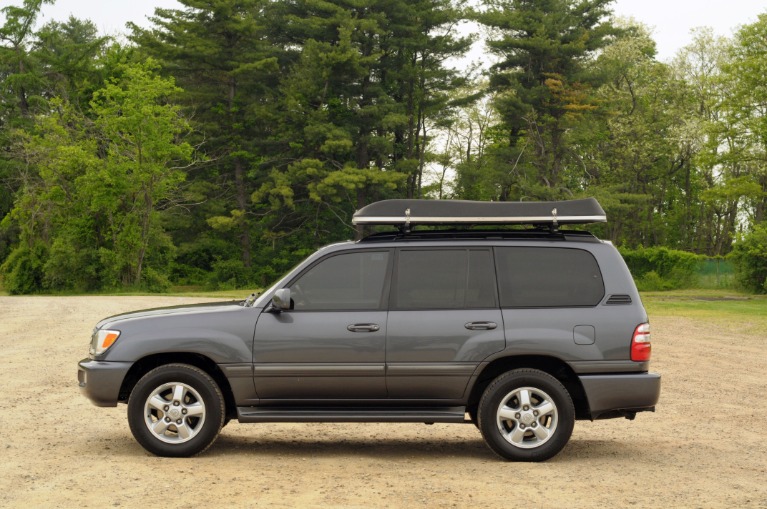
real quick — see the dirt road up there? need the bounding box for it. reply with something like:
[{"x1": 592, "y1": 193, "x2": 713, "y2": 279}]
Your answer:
[{"x1": 0, "y1": 296, "x2": 765, "y2": 508}]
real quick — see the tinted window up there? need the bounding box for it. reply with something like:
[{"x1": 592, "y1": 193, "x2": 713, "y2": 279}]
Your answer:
[
  {"x1": 394, "y1": 249, "x2": 496, "y2": 309},
  {"x1": 496, "y1": 247, "x2": 604, "y2": 307},
  {"x1": 290, "y1": 251, "x2": 389, "y2": 310}
]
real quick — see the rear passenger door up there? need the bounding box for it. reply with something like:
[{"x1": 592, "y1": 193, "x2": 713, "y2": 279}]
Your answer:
[{"x1": 386, "y1": 248, "x2": 505, "y2": 399}]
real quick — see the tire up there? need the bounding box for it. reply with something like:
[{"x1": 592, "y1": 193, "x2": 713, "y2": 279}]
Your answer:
[
  {"x1": 478, "y1": 369, "x2": 574, "y2": 462},
  {"x1": 127, "y1": 364, "x2": 225, "y2": 457}
]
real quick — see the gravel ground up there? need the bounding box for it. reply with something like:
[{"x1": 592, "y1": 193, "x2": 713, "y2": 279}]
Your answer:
[{"x1": 0, "y1": 296, "x2": 765, "y2": 508}]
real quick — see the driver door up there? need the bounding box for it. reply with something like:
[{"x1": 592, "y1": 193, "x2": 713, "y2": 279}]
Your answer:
[{"x1": 252, "y1": 250, "x2": 392, "y2": 400}]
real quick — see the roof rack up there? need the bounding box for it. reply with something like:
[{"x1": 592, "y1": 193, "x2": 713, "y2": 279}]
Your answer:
[
  {"x1": 359, "y1": 228, "x2": 598, "y2": 243},
  {"x1": 352, "y1": 198, "x2": 606, "y2": 232}
]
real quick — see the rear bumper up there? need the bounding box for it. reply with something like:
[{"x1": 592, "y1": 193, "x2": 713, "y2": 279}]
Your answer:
[
  {"x1": 579, "y1": 372, "x2": 661, "y2": 420},
  {"x1": 78, "y1": 358, "x2": 132, "y2": 407}
]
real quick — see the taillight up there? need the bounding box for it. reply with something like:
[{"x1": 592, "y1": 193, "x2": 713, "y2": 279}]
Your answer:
[{"x1": 631, "y1": 323, "x2": 651, "y2": 362}]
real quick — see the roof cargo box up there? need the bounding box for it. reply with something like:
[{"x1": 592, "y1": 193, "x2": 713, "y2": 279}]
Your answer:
[{"x1": 352, "y1": 198, "x2": 606, "y2": 227}]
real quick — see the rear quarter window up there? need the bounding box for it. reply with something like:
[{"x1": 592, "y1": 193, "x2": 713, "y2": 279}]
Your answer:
[{"x1": 495, "y1": 247, "x2": 604, "y2": 308}]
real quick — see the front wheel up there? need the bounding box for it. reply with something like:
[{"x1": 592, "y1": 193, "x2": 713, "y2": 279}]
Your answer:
[
  {"x1": 478, "y1": 369, "x2": 574, "y2": 461},
  {"x1": 127, "y1": 364, "x2": 225, "y2": 457}
]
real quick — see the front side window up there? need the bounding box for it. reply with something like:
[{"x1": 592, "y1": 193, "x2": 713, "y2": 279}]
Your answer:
[
  {"x1": 289, "y1": 251, "x2": 390, "y2": 311},
  {"x1": 495, "y1": 247, "x2": 604, "y2": 308},
  {"x1": 394, "y1": 249, "x2": 497, "y2": 310}
]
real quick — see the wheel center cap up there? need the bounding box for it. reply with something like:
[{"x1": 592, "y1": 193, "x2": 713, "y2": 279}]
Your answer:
[
  {"x1": 168, "y1": 407, "x2": 182, "y2": 420},
  {"x1": 520, "y1": 412, "x2": 535, "y2": 425}
]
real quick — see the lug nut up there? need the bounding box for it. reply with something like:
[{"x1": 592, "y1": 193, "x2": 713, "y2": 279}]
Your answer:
[
  {"x1": 173, "y1": 401, "x2": 180, "y2": 406},
  {"x1": 176, "y1": 419, "x2": 182, "y2": 424},
  {"x1": 515, "y1": 413, "x2": 521, "y2": 419},
  {"x1": 165, "y1": 417, "x2": 171, "y2": 423},
  {"x1": 523, "y1": 405, "x2": 529, "y2": 411},
  {"x1": 164, "y1": 405, "x2": 169, "y2": 411},
  {"x1": 519, "y1": 424, "x2": 525, "y2": 429},
  {"x1": 532, "y1": 423, "x2": 537, "y2": 428},
  {"x1": 533, "y1": 410, "x2": 539, "y2": 416},
  {"x1": 182, "y1": 409, "x2": 187, "y2": 415}
]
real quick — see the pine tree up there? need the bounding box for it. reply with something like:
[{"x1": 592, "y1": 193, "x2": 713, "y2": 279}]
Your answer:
[
  {"x1": 477, "y1": 0, "x2": 618, "y2": 199},
  {"x1": 131, "y1": 0, "x2": 281, "y2": 269}
]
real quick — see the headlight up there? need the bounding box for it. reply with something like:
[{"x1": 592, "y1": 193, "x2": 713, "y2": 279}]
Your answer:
[{"x1": 90, "y1": 329, "x2": 121, "y2": 357}]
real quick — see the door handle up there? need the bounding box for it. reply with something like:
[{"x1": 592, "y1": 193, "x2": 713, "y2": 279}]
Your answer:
[
  {"x1": 347, "y1": 323, "x2": 381, "y2": 333},
  {"x1": 464, "y1": 321, "x2": 498, "y2": 331}
]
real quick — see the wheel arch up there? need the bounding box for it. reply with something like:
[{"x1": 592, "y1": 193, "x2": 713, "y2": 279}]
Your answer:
[
  {"x1": 119, "y1": 353, "x2": 237, "y2": 420},
  {"x1": 468, "y1": 355, "x2": 590, "y2": 420}
]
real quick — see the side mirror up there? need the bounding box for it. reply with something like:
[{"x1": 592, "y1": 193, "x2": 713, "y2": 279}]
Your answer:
[{"x1": 272, "y1": 288, "x2": 291, "y2": 311}]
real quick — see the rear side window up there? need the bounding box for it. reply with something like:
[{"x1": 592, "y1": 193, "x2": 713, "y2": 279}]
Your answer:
[
  {"x1": 394, "y1": 249, "x2": 496, "y2": 309},
  {"x1": 495, "y1": 247, "x2": 604, "y2": 308}
]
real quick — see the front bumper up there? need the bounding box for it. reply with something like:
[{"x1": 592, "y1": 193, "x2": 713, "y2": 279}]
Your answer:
[
  {"x1": 78, "y1": 358, "x2": 133, "y2": 407},
  {"x1": 579, "y1": 372, "x2": 661, "y2": 420}
]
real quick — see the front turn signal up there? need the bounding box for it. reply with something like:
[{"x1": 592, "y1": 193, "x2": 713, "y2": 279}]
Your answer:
[{"x1": 93, "y1": 329, "x2": 121, "y2": 356}]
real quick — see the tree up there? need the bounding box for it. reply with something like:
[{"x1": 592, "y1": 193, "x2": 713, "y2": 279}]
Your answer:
[
  {"x1": 1, "y1": 60, "x2": 193, "y2": 292},
  {"x1": 131, "y1": 0, "x2": 281, "y2": 269},
  {"x1": 0, "y1": 0, "x2": 52, "y2": 117},
  {"x1": 446, "y1": 86, "x2": 500, "y2": 200},
  {"x1": 33, "y1": 16, "x2": 110, "y2": 111},
  {"x1": 722, "y1": 14, "x2": 767, "y2": 224},
  {"x1": 673, "y1": 28, "x2": 754, "y2": 255},
  {"x1": 477, "y1": 0, "x2": 619, "y2": 199},
  {"x1": 256, "y1": 0, "x2": 470, "y2": 239},
  {"x1": 581, "y1": 23, "x2": 683, "y2": 248},
  {"x1": 89, "y1": 61, "x2": 193, "y2": 286}
]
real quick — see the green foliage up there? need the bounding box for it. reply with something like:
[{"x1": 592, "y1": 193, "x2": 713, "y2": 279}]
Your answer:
[
  {"x1": 130, "y1": 0, "x2": 283, "y2": 269},
  {"x1": 722, "y1": 14, "x2": 767, "y2": 226},
  {"x1": 0, "y1": 59, "x2": 192, "y2": 293},
  {"x1": 620, "y1": 247, "x2": 704, "y2": 291},
  {"x1": 3, "y1": 0, "x2": 767, "y2": 296},
  {"x1": 207, "y1": 259, "x2": 254, "y2": 291},
  {"x1": 476, "y1": 0, "x2": 619, "y2": 199},
  {"x1": 0, "y1": 243, "x2": 46, "y2": 294},
  {"x1": 730, "y1": 223, "x2": 767, "y2": 294}
]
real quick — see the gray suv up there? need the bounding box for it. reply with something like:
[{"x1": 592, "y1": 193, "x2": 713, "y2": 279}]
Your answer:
[{"x1": 78, "y1": 198, "x2": 660, "y2": 461}]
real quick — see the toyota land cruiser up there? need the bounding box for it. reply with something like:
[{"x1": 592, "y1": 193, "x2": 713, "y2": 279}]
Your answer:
[{"x1": 78, "y1": 198, "x2": 660, "y2": 461}]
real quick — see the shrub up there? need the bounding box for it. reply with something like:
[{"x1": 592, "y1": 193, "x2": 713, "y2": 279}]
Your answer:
[
  {"x1": 619, "y1": 246, "x2": 703, "y2": 290},
  {"x1": 0, "y1": 244, "x2": 48, "y2": 295},
  {"x1": 636, "y1": 270, "x2": 668, "y2": 291},
  {"x1": 730, "y1": 223, "x2": 767, "y2": 294},
  {"x1": 207, "y1": 258, "x2": 254, "y2": 290},
  {"x1": 140, "y1": 266, "x2": 172, "y2": 293}
]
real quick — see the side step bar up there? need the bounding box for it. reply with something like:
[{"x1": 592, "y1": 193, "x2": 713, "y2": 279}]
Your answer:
[{"x1": 237, "y1": 406, "x2": 467, "y2": 423}]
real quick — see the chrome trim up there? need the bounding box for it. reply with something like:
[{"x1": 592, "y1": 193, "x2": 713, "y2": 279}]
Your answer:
[{"x1": 352, "y1": 215, "x2": 607, "y2": 225}]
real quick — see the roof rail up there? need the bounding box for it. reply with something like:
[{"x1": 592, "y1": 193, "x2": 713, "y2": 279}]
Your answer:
[{"x1": 352, "y1": 198, "x2": 606, "y2": 232}]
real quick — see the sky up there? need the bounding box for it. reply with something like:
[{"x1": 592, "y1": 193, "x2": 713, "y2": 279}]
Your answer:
[{"x1": 4, "y1": 0, "x2": 766, "y2": 62}]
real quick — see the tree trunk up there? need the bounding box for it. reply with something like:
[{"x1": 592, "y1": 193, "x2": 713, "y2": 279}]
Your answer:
[{"x1": 234, "y1": 157, "x2": 252, "y2": 267}]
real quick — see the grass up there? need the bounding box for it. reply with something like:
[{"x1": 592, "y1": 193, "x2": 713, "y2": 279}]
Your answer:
[{"x1": 641, "y1": 289, "x2": 767, "y2": 333}]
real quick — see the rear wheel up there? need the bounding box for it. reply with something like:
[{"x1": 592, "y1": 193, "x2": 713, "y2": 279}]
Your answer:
[
  {"x1": 478, "y1": 369, "x2": 574, "y2": 461},
  {"x1": 127, "y1": 364, "x2": 225, "y2": 457}
]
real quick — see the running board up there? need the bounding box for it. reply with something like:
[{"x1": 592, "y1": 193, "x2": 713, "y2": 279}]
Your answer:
[{"x1": 236, "y1": 406, "x2": 467, "y2": 423}]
